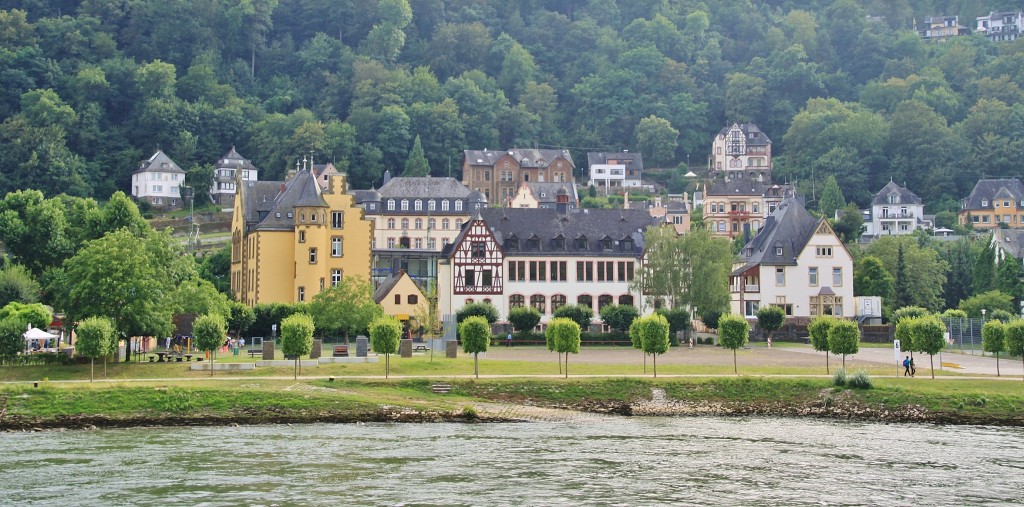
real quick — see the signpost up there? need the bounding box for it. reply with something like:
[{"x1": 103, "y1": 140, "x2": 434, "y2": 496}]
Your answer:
[{"x1": 894, "y1": 339, "x2": 902, "y2": 377}]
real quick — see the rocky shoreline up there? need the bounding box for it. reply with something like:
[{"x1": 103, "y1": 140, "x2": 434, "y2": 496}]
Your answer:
[{"x1": 4, "y1": 388, "x2": 1020, "y2": 431}]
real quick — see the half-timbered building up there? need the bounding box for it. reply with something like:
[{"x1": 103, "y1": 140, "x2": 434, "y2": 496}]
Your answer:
[{"x1": 438, "y1": 207, "x2": 660, "y2": 325}]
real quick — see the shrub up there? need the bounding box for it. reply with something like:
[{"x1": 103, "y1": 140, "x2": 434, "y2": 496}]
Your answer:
[
  {"x1": 832, "y1": 368, "x2": 847, "y2": 387},
  {"x1": 847, "y1": 370, "x2": 873, "y2": 389},
  {"x1": 456, "y1": 302, "x2": 499, "y2": 324}
]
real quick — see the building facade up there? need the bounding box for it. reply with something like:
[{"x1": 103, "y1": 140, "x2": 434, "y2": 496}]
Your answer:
[
  {"x1": 131, "y1": 150, "x2": 185, "y2": 209},
  {"x1": 209, "y1": 147, "x2": 258, "y2": 207},
  {"x1": 977, "y1": 11, "x2": 1023, "y2": 42},
  {"x1": 230, "y1": 164, "x2": 373, "y2": 306},
  {"x1": 438, "y1": 208, "x2": 658, "y2": 324},
  {"x1": 353, "y1": 176, "x2": 485, "y2": 289},
  {"x1": 711, "y1": 123, "x2": 772, "y2": 180},
  {"x1": 373, "y1": 269, "x2": 428, "y2": 324},
  {"x1": 862, "y1": 181, "x2": 928, "y2": 238},
  {"x1": 730, "y1": 198, "x2": 854, "y2": 319},
  {"x1": 586, "y1": 151, "x2": 644, "y2": 189},
  {"x1": 508, "y1": 182, "x2": 578, "y2": 210},
  {"x1": 917, "y1": 16, "x2": 968, "y2": 41},
  {"x1": 703, "y1": 178, "x2": 794, "y2": 239},
  {"x1": 959, "y1": 179, "x2": 1024, "y2": 230},
  {"x1": 462, "y1": 149, "x2": 575, "y2": 206}
]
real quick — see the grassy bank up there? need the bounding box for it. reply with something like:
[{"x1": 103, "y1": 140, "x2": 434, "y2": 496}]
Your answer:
[{"x1": 3, "y1": 377, "x2": 1023, "y2": 430}]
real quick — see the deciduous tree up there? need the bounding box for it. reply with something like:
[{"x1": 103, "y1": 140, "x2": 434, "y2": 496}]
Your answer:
[
  {"x1": 281, "y1": 313, "x2": 314, "y2": 379},
  {"x1": 756, "y1": 306, "x2": 785, "y2": 346},
  {"x1": 193, "y1": 313, "x2": 227, "y2": 376},
  {"x1": 630, "y1": 314, "x2": 670, "y2": 377},
  {"x1": 308, "y1": 276, "x2": 383, "y2": 340},
  {"x1": 546, "y1": 317, "x2": 581, "y2": 378},
  {"x1": 982, "y1": 320, "x2": 1006, "y2": 377},
  {"x1": 459, "y1": 315, "x2": 490, "y2": 378},
  {"x1": 718, "y1": 314, "x2": 749, "y2": 374},
  {"x1": 369, "y1": 316, "x2": 401, "y2": 378},
  {"x1": 908, "y1": 315, "x2": 946, "y2": 379},
  {"x1": 827, "y1": 319, "x2": 860, "y2": 369},
  {"x1": 73, "y1": 316, "x2": 114, "y2": 382},
  {"x1": 808, "y1": 315, "x2": 836, "y2": 373}
]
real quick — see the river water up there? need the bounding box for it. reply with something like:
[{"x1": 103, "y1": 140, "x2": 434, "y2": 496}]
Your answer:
[{"x1": 1, "y1": 417, "x2": 1022, "y2": 506}]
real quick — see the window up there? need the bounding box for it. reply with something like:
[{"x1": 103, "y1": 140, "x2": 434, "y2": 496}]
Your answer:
[
  {"x1": 510, "y1": 294, "x2": 525, "y2": 308},
  {"x1": 551, "y1": 261, "x2": 567, "y2": 281},
  {"x1": 618, "y1": 295, "x2": 634, "y2": 306},
  {"x1": 551, "y1": 295, "x2": 567, "y2": 312},
  {"x1": 331, "y1": 237, "x2": 343, "y2": 257},
  {"x1": 408, "y1": 295, "x2": 418, "y2": 305},
  {"x1": 471, "y1": 241, "x2": 486, "y2": 258},
  {"x1": 982, "y1": 199, "x2": 989, "y2": 207},
  {"x1": 395, "y1": 294, "x2": 401, "y2": 305},
  {"x1": 388, "y1": 218, "x2": 396, "y2": 229},
  {"x1": 531, "y1": 294, "x2": 546, "y2": 313},
  {"x1": 299, "y1": 230, "x2": 306, "y2": 243},
  {"x1": 455, "y1": 200, "x2": 463, "y2": 211},
  {"x1": 551, "y1": 237, "x2": 565, "y2": 250},
  {"x1": 833, "y1": 267, "x2": 842, "y2": 286},
  {"x1": 428, "y1": 238, "x2": 436, "y2": 249},
  {"x1": 577, "y1": 295, "x2": 593, "y2": 310},
  {"x1": 816, "y1": 246, "x2": 833, "y2": 257},
  {"x1": 387, "y1": 238, "x2": 395, "y2": 248},
  {"x1": 331, "y1": 269, "x2": 342, "y2": 287},
  {"x1": 809, "y1": 267, "x2": 818, "y2": 286},
  {"x1": 481, "y1": 270, "x2": 492, "y2": 286},
  {"x1": 577, "y1": 261, "x2": 593, "y2": 281},
  {"x1": 509, "y1": 261, "x2": 524, "y2": 281},
  {"x1": 744, "y1": 301, "x2": 760, "y2": 317},
  {"x1": 298, "y1": 287, "x2": 305, "y2": 302},
  {"x1": 401, "y1": 218, "x2": 409, "y2": 229},
  {"x1": 401, "y1": 200, "x2": 409, "y2": 211},
  {"x1": 331, "y1": 211, "x2": 343, "y2": 228},
  {"x1": 415, "y1": 218, "x2": 423, "y2": 230},
  {"x1": 776, "y1": 267, "x2": 785, "y2": 286},
  {"x1": 442, "y1": 200, "x2": 450, "y2": 211},
  {"x1": 428, "y1": 200, "x2": 436, "y2": 211},
  {"x1": 775, "y1": 246, "x2": 783, "y2": 256},
  {"x1": 388, "y1": 200, "x2": 395, "y2": 210},
  {"x1": 598, "y1": 295, "x2": 613, "y2": 311},
  {"x1": 576, "y1": 237, "x2": 589, "y2": 250},
  {"x1": 465, "y1": 269, "x2": 475, "y2": 286},
  {"x1": 415, "y1": 238, "x2": 422, "y2": 249},
  {"x1": 428, "y1": 218, "x2": 436, "y2": 230},
  {"x1": 415, "y1": 200, "x2": 422, "y2": 211},
  {"x1": 442, "y1": 218, "x2": 450, "y2": 229},
  {"x1": 455, "y1": 219, "x2": 463, "y2": 229}
]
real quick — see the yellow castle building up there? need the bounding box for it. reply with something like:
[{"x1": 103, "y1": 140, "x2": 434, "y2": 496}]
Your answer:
[{"x1": 230, "y1": 162, "x2": 373, "y2": 305}]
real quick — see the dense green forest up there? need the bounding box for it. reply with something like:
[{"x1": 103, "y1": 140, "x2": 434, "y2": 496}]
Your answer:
[{"x1": 3, "y1": 0, "x2": 1024, "y2": 211}]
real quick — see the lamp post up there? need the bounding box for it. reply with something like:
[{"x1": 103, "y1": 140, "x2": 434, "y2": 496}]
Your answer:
[{"x1": 980, "y1": 308, "x2": 986, "y2": 355}]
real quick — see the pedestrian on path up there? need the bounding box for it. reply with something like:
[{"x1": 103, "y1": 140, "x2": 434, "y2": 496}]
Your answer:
[
  {"x1": 910, "y1": 357, "x2": 916, "y2": 377},
  {"x1": 903, "y1": 356, "x2": 911, "y2": 377}
]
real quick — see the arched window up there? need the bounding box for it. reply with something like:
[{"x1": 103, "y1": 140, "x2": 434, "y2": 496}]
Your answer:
[
  {"x1": 455, "y1": 200, "x2": 463, "y2": 211},
  {"x1": 387, "y1": 218, "x2": 395, "y2": 229},
  {"x1": 428, "y1": 218, "x2": 436, "y2": 230},
  {"x1": 415, "y1": 200, "x2": 422, "y2": 211},
  {"x1": 415, "y1": 218, "x2": 423, "y2": 229},
  {"x1": 401, "y1": 218, "x2": 409, "y2": 229},
  {"x1": 618, "y1": 295, "x2": 634, "y2": 306},
  {"x1": 401, "y1": 200, "x2": 409, "y2": 210},
  {"x1": 551, "y1": 294, "x2": 567, "y2": 312},
  {"x1": 442, "y1": 200, "x2": 450, "y2": 211},
  {"x1": 442, "y1": 218, "x2": 450, "y2": 229},
  {"x1": 530, "y1": 294, "x2": 546, "y2": 313},
  {"x1": 510, "y1": 294, "x2": 525, "y2": 308},
  {"x1": 577, "y1": 294, "x2": 593, "y2": 310},
  {"x1": 598, "y1": 295, "x2": 613, "y2": 311},
  {"x1": 455, "y1": 219, "x2": 463, "y2": 229}
]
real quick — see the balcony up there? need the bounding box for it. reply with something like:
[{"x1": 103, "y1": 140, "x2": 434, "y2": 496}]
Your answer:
[{"x1": 878, "y1": 212, "x2": 916, "y2": 219}]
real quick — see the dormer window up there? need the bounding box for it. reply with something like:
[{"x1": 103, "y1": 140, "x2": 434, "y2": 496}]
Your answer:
[
  {"x1": 505, "y1": 237, "x2": 519, "y2": 250},
  {"x1": 982, "y1": 199, "x2": 989, "y2": 207},
  {"x1": 551, "y1": 237, "x2": 565, "y2": 250},
  {"x1": 527, "y1": 236, "x2": 540, "y2": 250},
  {"x1": 601, "y1": 238, "x2": 613, "y2": 250},
  {"x1": 442, "y1": 200, "x2": 450, "y2": 211},
  {"x1": 775, "y1": 246, "x2": 783, "y2": 256},
  {"x1": 401, "y1": 200, "x2": 409, "y2": 211},
  {"x1": 388, "y1": 200, "x2": 395, "y2": 210},
  {"x1": 415, "y1": 200, "x2": 423, "y2": 211},
  {"x1": 455, "y1": 200, "x2": 463, "y2": 211},
  {"x1": 888, "y1": 194, "x2": 899, "y2": 204},
  {"x1": 621, "y1": 238, "x2": 634, "y2": 251},
  {"x1": 576, "y1": 236, "x2": 589, "y2": 250}
]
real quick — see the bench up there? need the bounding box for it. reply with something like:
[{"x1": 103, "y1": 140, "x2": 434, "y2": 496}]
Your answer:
[
  {"x1": 247, "y1": 349, "x2": 261, "y2": 358},
  {"x1": 413, "y1": 345, "x2": 429, "y2": 352},
  {"x1": 333, "y1": 345, "x2": 349, "y2": 357}
]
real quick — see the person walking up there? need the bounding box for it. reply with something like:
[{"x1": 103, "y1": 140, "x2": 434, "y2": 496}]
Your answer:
[
  {"x1": 903, "y1": 356, "x2": 911, "y2": 377},
  {"x1": 506, "y1": 332, "x2": 513, "y2": 348},
  {"x1": 910, "y1": 357, "x2": 916, "y2": 377}
]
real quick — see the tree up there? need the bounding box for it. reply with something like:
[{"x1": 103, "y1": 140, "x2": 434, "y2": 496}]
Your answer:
[
  {"x1": 553, "y1": 304, "x2": 592, "y2": 333},
  {"x1": 169, "y1": 278, "x2": 231, "y2": 322},
  {"x1": 308, "y1": 276, "x2": 383, "y2": 340},
  {"x1": 281, "y1": 313, "x2": 314, "y2": 379},
  {"x1": 893, "y1": 306, "x2": 928, "y2": 324},
  {"x1": 827, "y1": 319, "x2": 860, "y2": 369},
  {"x1": 893, "y1": 243, "x2": 912, "y2": 310},
  {"x1": 655, "y1": 307, "x2": 690, "y2": 346},
  {"x1": 228, "y1": 302, "x2": 256, "y2": 341},
  {"x1": 818, "y1": 175, "x2": 846, "y2": 219},
  {"x1": 634, "y1": 226, "x2": 731, "y2": 314},
  {"x1": 909, "y1": 315, "x2": 946, "y2": 379},
  {"x1": 412, "y1": 286, "x2": 442, "y2": 361},
  {"x1": 403, "y1": 134, "x2": 429, "y2": 176},
  {"x1": 0, "y1": 318, "x2": 24, "y2": 364},
  {"x1": 74, "y1": 316, "x2": 115, "y2": 381},
  {"x1": 0, "y1": 263, "x2": 40, "y2": 307},
  {"x1": 369, "y1": 316, "x2": 401, "y2": 378},
  {"x1": 808, "y1": 315, "x2": 836, "y2": 373},
  {"x1": 996, "y1": 258, "x2": 1024, "y2": 307},
  {"x1": 854, "y1": 256, "x2": 893, "y2": 299},
  {"x1": 718, "y1": 314, "x2": 749, "y2": 374},
  {"x1": 507, "y1": 306, "x2": 541, "y2": 337},
  {"x1": 982, "y1": 320, "x2": 1006, "y2": 377},
  {"x1": 456, "y1": 302, "x2": 499, "y2": 324},
  {"x1": 959, "y1": 291, "x2": 1014, "y2": 318},
  {"x1": 630, "y1": 314, "x2": 670, "y2": 377},
  {"x1": 0, "y1": 302, "x2": 52, "y2": 330},
  {"x1": 831, "y1": 204, "x2": 864, "y2": 244},
  {"x1": 973, "y1": 241, "x2": 996, "y2": 294},
  {"x1": 756, "y1": 306, "x2": 785, "y2": 346},
  {"x1": 600, "y1": 304, "x2": 640, "y2": 334},
  {"x1": 866, "y1": 237, "x2": 948, "y2": 312},
  {"x1": 635, "y1": 115, "x2": 679, "y2": 167},
  {"x1": 546, "y1": 317, "x2": 581, "y2": 378},
  {"x1": 459, "y1": 315, "x2": 490, "y2": 378},
  {"x1": 1005, "y1": 320, "x2": 1024, "y2": 382},
  {"x1": 193, "y1": 313, "x2": 227, "y2": 377}
]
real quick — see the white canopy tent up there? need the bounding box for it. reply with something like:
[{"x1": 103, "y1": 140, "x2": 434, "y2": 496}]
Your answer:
[{"x1": 23, "y1": 326, "x2": 59, "y2": 352}]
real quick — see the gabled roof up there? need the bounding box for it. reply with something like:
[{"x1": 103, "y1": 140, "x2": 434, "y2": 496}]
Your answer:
[
  {"x1": 706, "y1": 177, "x2": 789, "y2": 197},
  {"x1": 240, "y1": 180, "x2": 285, "y2": 225},
  {"x1": 218, "y1": 147, "x2": 257, "y2": 171},
  {"x1": 963, "y1": 179, "x2": 1024, "y2": 210},
  {"x1": 373, "y1": 271, "x2": 408, "y2": 303},
  {"x1": 735, "y1": 198, "x2": 819, "y2": 270},
  {"x1": 525, "y1": 182, "x2": 577, "y2": 204},
  {"x1": 463, "y1": 148, "x2": 574, "y2": 169},
  {"x1": 993, "y1": 229, "x2": 1024, "y2": 260},
  {"x1": 717, "y1": 123, "x2": 772, "y2": 146},
  {"x1": 587, "y1": 151, "x2": 644, "y2": 170},
  {"x1": 441, "y1": 208, "x2": 657, "y2": 258},
  {"x1": 872, "y1": 181, "x2": 923, "y2": 206},
  {"x1": 247, "y1": 169, "x2": 326, "y2": 231},
  {"x1": 134, "y1": 150, "x2": 185, "y2": 175}
]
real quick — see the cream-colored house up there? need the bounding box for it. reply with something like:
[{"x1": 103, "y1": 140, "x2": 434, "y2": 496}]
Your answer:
[
  {"x1": 730, "y1": 198, "x2": 854, "y2": 319},
  {"x1": 131, "y1": 150, "x2": 186, "y2": 209},
  {"x1": 373, "y1": 270, "x2": 427, "y2": 323}
]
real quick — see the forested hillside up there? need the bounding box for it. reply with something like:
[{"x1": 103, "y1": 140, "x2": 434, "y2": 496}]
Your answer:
[{"x1": 2, "y1": 0, "x2": 1024, "y2": 211}]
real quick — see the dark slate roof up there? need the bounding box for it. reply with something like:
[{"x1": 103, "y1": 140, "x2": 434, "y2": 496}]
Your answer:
[
  {"x1": 218, "y1": 147, "x2": 257, "y2": 171},
  {"x1": 962, "y1": 179, "x2": 1024, "y2": 210},
  {"x1": 586, "y1": 151, "x2": 644, "y2": 171},
  {"x1": 441, "y1": 208, "x2": 657, "y2": 258},
  {"x1": 994, "y1": 229, "x2": 1024, "y2": 260},
  {"x1": 706, "y1": 177, "x2": 790, "y2": 197},
  {"x1": 372, "y1": 177, "x2": 470, "y2": 199},
  {"x1": 352, "y1": 189, "x2": 380, "y2": 203},
  {"x1": 373, "y1": 271, "x2": 406, "y2": 303},
  {"x1": 240, "y1": 180, "x2": 285, "y2": 225},
  {"x1": 871, "y1": 181, "x2": 922, "y2": 206},
  {"x1": 717, "y1": 123, "x2": 772, "y2": 146},
  {"x1": 248, "y1": 170, "x2": 326, "y2": 231},
  {"x1": 734, "y1": 198, "x2": 819, "y2": 272},
  {"x1": 133, "y1": 150, "x2": 185, "y2": 175},
  {"x1": 526, "y1": 182, "x2": 576, "y2": 204},
  {"x1": 463, "y1": 148, "x2": 574, "y2": 169}
]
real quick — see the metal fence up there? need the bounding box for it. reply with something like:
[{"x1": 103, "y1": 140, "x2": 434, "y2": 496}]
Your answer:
[{"x1": 943, "y1": 318, "x2": 985, "y2": 354}]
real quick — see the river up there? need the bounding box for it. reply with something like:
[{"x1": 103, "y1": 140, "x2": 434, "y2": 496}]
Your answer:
[{"x1": 1, "y1": 417, "x2": 1022, "y2": 506}]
